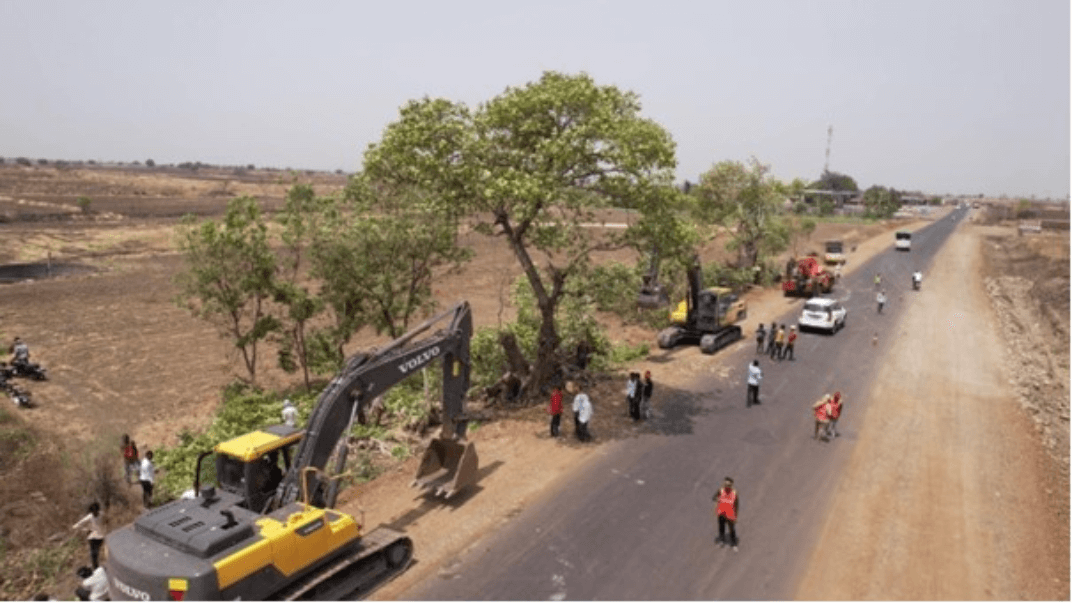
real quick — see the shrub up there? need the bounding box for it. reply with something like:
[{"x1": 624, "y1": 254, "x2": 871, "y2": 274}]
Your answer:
[{"x1": 76, "y1": 196, "x2": 92, "y2": 214}]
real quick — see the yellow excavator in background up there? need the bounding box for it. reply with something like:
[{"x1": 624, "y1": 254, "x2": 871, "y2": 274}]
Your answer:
[{"x1": 105, "y1": 302, "x2": 478, "y2": 601}]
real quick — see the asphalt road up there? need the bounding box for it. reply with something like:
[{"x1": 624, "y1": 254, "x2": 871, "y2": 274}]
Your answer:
[{"x1": 409, "y1": 207, "x2": 972, "y2": 600}]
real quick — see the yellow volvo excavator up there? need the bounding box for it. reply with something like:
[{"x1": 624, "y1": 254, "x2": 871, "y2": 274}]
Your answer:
[{"x1": 105, "y1": 302, "x2": 479, "y2": 600}]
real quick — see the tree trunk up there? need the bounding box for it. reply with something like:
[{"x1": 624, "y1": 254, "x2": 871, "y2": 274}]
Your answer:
[{"x1": 499, "y1": 332, "x2": 530, "y2": 377}]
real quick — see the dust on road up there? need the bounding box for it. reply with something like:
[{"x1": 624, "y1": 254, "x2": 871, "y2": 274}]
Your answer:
[{"x1": 796, "y1": 224, "x2": 1069, "y2": 599}]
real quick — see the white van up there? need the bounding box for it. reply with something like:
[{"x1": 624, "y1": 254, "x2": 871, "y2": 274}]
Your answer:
[{"x1": 895, "y1": 230, "x2": 912, "y2": 251}]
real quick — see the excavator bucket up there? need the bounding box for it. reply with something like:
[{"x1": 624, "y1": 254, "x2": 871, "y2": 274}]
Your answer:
[{"x1": 411, "y1": 439, "x2": 478, "y2": 499}]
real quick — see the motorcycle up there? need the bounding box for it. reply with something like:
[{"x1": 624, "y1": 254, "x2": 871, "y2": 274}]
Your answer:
[
  {"x1": 0, "y1": 377, "x2": 32, "y2": 408},
  {"x1": 3, "y1": 360, "x2": 47, "y2": 381}
]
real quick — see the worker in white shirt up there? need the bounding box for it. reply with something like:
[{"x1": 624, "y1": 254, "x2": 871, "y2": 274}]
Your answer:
[{"x1": 72, "y1": 501, "x2": 105, "y2": 569}]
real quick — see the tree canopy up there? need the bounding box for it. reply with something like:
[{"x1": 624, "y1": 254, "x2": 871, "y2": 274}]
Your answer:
[{"x1": 362, "y1": 71, "x2": 688, "y2": 394}]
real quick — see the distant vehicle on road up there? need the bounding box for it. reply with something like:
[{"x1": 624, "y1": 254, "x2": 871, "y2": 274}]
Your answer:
[
  {"x1": 823, "y1": 240, "x2": 845, "y2": 266},
  {"x1": 895, "y1": 230, "x2": 912, "y2": 251},
  {"x1": 798, "y1": 297, "x2": 846, "y2": 334}
]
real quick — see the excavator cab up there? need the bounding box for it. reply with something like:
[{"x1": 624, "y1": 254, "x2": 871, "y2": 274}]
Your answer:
[{"x1": 197, "y1": 425, "x2": 302, "y2": 514}]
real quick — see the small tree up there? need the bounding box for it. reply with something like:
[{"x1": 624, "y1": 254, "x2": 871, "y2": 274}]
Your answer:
[
  {"x1": 146, "y1": 158, "x2": 155, "y2": 167},
  {"x1": 76, "y1": 196, "x2": 93, "y2": 214},
  {"x1": 862, "y1": 185, "x2": 901, "y2": 218},
  {"x1": 693, "y1": 158, "x2": 789, "y2": 268},
  {"x1": 174, "y1": 196, "x2": 279, "y2": 384}
]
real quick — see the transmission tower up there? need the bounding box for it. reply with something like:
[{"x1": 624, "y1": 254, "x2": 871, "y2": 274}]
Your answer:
[{"x1": 823, "y1": 125, "x2": 833, "y2": 175}]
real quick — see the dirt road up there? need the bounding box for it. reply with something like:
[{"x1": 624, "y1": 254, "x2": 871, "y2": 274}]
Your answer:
[{"x1": 797, "y1": 223, "x2": 1069, "y2": 599}]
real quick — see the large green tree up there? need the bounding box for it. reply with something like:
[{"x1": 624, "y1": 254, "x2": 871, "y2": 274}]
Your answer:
[
  {"x1": 693, "y1": 158, "x2": 792, "y2": 268},
  {"x1": 311, "y1": 178, "x2": 472, "y2": 343},
  {"x1": 863, "y1": 185, "x2": 902, "y2": 218},
  {"x1": 175, "y1": 196, "x2": 279, "y2": 384},
  {"x1": 362, "y1": 71, "x2": 681, "y2": 393}
]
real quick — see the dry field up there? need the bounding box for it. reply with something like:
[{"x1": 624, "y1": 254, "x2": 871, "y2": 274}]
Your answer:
[{"x1": 3, "y1": 164, "x2": 1060, "y2": 599}]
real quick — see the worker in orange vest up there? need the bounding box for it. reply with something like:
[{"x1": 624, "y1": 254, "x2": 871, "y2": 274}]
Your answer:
[
  {"x1": 713, "y1": 477, "x2": 739, "y2": 551},
  {"x1": 826, "y1": 391, "x2": 843, "y2": 438},
  {"x1": 813, "y1": 394, "x2": 832, "y2": 441}
]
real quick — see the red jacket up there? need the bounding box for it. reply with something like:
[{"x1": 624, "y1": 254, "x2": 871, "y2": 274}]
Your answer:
[{"x1": 548, "y1": 389, "x2": 563, "y2": 415}]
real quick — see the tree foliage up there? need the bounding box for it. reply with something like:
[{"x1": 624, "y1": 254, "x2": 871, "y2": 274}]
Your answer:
[
  {"x1": 361, "y1": 71, "x2": 685, "y2": 395},
  {"x1": 174, "y1": 196, "x2": 279, "y2": 384},
  {"x1": 863, "y1": 185, "x2": 902, "y2": 218},
  {"x1": 810, "y1": 170, "x2": 858, "y2": 192},
  {"x1": 693, "y1": 158, "x2": 792, "y2": 268}
]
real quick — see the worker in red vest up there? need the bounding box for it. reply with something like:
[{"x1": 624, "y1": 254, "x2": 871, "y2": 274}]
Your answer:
[
  {"x1": 813, "y1": 394, "x2": 832, "y2": 441},
  {"x1": 548, "y1": 386, "x2": 563, "y2": 438},
  {"x1": 713, "y1": 477, "x2": 739, "y2": 551},
  {"x1": 826, "y1": 391, "x2": 843, "y2": 438}
]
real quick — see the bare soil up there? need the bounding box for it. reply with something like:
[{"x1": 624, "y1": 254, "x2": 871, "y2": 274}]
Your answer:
[
  {"x1": 1, "y1": 165, "x2": 1064, "y2": 600},
  {"x1": 796, "y1": 220, "x2": 1069, "y2": 599}
]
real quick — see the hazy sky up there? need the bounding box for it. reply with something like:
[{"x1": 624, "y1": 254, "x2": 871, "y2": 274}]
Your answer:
[{"x1": 1, "y1": 0, "x2": 1068, "y2": 197}]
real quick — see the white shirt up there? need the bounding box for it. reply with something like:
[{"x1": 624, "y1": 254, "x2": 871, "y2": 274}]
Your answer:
[
  {"x1": 282, "y1": 404, "x2": 298, "y2": 427},
  {"x1": 83, "y1": 566, "x2": 109, "y2": 601},
  {"x1": 747, "y1": 364, "x2": 762, "y2": 386},
  {"x1": 913, "y1": 272, "x2": 922, "y2": 282},
  {"x1": 577, "y1": 395, "x2": 593, "y2": 423},
  {"x1": 876, "y1": 292, "x2": 887, "y2": 304},
  {"x1": 626, "y1": 379, "x2": 637, "y2": 398},
  {"x1": 73, "y1": 512, "x2": 104, "y2": 540},
  {"x1": 139, "y1": 457, "x2": 155, "y2": 483},
  {"x1": 573, "y1": 393, "x2": 589, "y2": 416}
]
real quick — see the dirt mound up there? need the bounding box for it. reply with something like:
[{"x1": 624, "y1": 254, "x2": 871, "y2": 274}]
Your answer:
[{"x1": 981, "y1": 230, "x2": 1070, "y2": 470}]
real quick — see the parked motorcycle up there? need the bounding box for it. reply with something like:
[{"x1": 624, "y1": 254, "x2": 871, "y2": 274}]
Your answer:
[
  {"x1": 3, "y1": 360, "x2": 47, "y2": 381},
  {"x1": 0, "y1": 376, "x2": 32, "y2": 408}
]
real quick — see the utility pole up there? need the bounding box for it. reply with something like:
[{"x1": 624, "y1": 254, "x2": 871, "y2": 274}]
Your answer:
[{"x1": 823, "y1": 125, "x2": 833, "y2": 175}]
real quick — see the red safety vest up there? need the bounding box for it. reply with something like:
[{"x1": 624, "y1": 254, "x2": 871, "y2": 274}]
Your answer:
[
  {"x1": 716, "y1": 489, "x2": 737, "y2": 521},
  {"x1": 123, "y1": 443, "x2": 137, "y2": 461},
  {"x1": 814, "y1": 401, "x2": 830, "y2": 421},
  {"x1": 829, "y1": 399, "x2": 842, "y2": 420}
]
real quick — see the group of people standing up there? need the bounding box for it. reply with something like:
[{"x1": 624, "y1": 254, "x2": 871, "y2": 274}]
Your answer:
[
  {"x1": 754, "y1": 322, "x2": 797, "y2": 361},
  {"x1": 548, "y1": 381, "x2": 594, "y2": 441},
  {"x1": 121, "y1": 434, "x2": 156, "y2": 508},
  {"x1": 547, "y1": 371, "x2": 655, "y2": 442}
]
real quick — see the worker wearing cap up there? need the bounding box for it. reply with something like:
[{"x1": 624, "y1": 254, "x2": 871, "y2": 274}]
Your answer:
[
  {"x1": 713, "y1": 477, "x2": 739, "y2": 551},
  {"x1": 783, "y1": 326, "x2": 798, "y2": 361}
]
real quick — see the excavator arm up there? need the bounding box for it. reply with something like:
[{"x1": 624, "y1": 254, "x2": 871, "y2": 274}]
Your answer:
[{"x1": 272, "y1": 301, "x2": 475, "y2": 510}]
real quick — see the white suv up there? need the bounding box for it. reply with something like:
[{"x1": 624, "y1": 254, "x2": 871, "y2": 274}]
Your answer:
[{"x1": 798, "y1": 297, "x2": 847, "y2": 333}]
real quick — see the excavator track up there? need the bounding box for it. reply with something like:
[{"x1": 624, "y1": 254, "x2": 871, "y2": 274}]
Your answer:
[
  {"x1": 700, "y1": 326, "x2": 742, "y2": 354},
  {"x1": 278, "y1": 527, "x2": 413, "y2": 601}
]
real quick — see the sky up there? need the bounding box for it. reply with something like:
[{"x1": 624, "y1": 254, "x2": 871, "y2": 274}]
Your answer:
[{"x1": 0, "y1": 0, "x2": 1068, "y2": 198}]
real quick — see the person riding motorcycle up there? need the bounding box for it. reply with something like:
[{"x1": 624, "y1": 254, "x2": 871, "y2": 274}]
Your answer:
[
  {"x1": 912, "y1": 271, "x2": 922, "y2": 290},
  {"x1": 10, "y1": 337, "x2": 29, "y2": 369}
]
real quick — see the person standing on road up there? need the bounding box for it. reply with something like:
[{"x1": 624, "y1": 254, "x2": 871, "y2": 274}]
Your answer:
[
  {"x1": 746, "y1": 360, "x2": 762, "y2": 407},
  {"x1": 813, "y1": 395, "x2": 832, "y2": 440},
  {"x1": 139, "y1": 450, "x2": 157, "y2": 508},
  {"x1": 765, "y1": 322, "x2": 778, "y2": 356},
  {"x1": 575, "y1": 387, "x2": 593, "y2": 442},
  {"x1": 826, "y1": 392, "x2": 844, "y2": 438},
  {"x1": 783, "y1": 326, "x2": 798, "y2": 361},
  {"x1": 72, "y1": 502, "x2": 104, "y2": 569},
  {"x1": 876, "y1": 290, "x2": 887, "y2": 314},
  {"x1": 874, "y1": 272, "x2": 882, "y2": 290},
  {"x1": 755, "y1": 323, "x2": 767, "y2": 355},
  {"x1": 772, "y1": 325, "x2": 786, "y2": 361},
  {"x1": 121, "y1": 434, "x2": 139, "y2": 486},
  {"x1": 641, "y1": 371, "x2": 654, "y2": 420},
  {"x1": 548, "y1": 386, "x2": 563, "y2": 438},
  {"x1": 713, "y1": 477, "x2": 739, "y2": 551}
]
